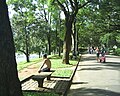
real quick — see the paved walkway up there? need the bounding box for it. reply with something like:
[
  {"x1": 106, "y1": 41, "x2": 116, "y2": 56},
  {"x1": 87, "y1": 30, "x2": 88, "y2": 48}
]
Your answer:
[{"x1": 68, "y1": 54, "x2": 120, "y2": 96}]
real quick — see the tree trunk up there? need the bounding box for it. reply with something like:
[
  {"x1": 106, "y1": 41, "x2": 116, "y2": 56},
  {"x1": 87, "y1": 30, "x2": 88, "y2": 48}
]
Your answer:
[
  {"x1": 72, "y1": 18, "x2": 77, "y2": 58},
  {"x1": 25, "y1": 18, "x2": 29, "y2": 62},
  {"x1": 47, "y1": 32, "x2": 51, "y2": 55},
  {"x1": 77, "y1": 30, "x2": 79, "y2": 55},
  {"x1": 0, "y1": 1, "x2": 23, "y2": 96},
  {"x1": 58, "y1": 39, "x2": 62, "y2": 57},
  {"x1": 25, "y1": 38, "x2": 29, "y2": 62},
  {"x1": 62, "y1": 18, "x2": 73, "y2": 64},
  {"x1": 38, "y1": 52, "x2": 41, "y2": 58},
  {"x1": 58, "y1": 14, "x2": 61, "y2": 57}
]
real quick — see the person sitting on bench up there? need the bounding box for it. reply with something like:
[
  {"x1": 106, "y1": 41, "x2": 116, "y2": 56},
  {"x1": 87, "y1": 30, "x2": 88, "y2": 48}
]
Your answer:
[{"x1": 38, "y1": 54, "x2": 51, "y2": 73}]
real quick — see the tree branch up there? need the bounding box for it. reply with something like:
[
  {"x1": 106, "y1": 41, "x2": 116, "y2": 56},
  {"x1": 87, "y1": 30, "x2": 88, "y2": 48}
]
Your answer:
[
  {"x1": 56, "y1": 0, "x2": 67, "y2": 16},
  {"x1": 69, "y1": 0, "x2": 75, "y2": 10},
  {"x1": 43, "y1": 9, "x2": 48, "y2": 22},
  {"x1": 42, "y1": 4, "x2": 48, "y2": 22},
  {"x1": 65, "y1": 1, "x2": 69, "y2": 12},
  {"x1": 18, "y1": 50, "x2": 26, "y2": 55},
  {"x1": 78, "y1": 0, "x2": 91, "y2": 9}
]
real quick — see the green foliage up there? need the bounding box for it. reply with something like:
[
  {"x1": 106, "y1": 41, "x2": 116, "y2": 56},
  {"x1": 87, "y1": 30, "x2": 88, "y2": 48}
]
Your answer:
[
  {"x1": 115, "y1": 48, "x2": 120, "y2": 56},
  {"x1": 23, "y1": 92, "x2": 59, "y2": 96},
  {"x1": 8, "y1": 0, "x2": 120, "y2": 58},
  {"x1": 100, "y1": 33, "x2": 118, "y2": 48},
  {"x1": 116, "y1": 35, "x2": 120, "y2": 45},
  {"x1": 52, "y1": 70, "x2": 73, "y2": 77},
  {"x1": 76, "y1": 0, "x2": 120, "y2": 48}
]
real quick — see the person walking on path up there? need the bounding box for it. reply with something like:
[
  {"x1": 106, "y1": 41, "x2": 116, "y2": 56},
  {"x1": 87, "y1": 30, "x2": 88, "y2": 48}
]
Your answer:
[{"x1": 95, "y1": 47, "x2": 100, "y2": 62}]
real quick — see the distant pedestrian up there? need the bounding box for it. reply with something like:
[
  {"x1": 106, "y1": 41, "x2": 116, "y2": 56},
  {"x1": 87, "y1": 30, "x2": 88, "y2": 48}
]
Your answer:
[
  {"x1": 101, "y1": 46, "x2": 106, "y2": 56},
  {"x1": 95, "y1": 47, "x2": 100, "y2": 62}
]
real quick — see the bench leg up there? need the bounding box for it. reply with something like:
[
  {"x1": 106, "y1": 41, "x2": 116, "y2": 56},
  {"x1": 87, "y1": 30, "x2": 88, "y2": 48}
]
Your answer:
[
  {"x1": 38, "y1": 79, "x2": 44, "y2": 87},
  {"x1": 47, "y1": 75, "x2": 51, "y2": 80}
]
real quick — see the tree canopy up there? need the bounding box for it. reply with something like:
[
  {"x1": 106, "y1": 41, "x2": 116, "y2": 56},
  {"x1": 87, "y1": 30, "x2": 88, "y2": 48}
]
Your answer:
[{"x1": 7, "y1": 0, "x2": 120, "y2": 63}]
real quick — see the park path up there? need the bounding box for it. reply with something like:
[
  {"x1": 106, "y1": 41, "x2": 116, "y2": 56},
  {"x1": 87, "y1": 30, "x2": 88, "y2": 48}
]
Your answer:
[
  {"x1": 18, "y1": 62, "x2": 40, "y2": 81},
  {"x1": 68, "y1": 54, "x2": 120, "y2": 96}
]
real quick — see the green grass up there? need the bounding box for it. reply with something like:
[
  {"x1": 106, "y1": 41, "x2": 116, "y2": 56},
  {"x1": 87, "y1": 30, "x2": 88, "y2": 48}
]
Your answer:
[
  {"x1": 17, "y1": 58, "x2": 42, "y2": 71},
  {"x1": 50, "y1": 55, "x2": 78, "y2": 77},
  {"x1": 18, "y1": 55, "x2": 79, "y2": 77},
  {"x1": 52, "y1": 69, "x2": 73, "y2": 77},
  {"x1": 51, "y1": 59, "x2": 78, "y2": 69},
  {"x1": 23, "y1": 92, "x2": 59, "y2": 96},
  {"x1": 17, "y1": 55, "x2": 78, "y2": 71}
]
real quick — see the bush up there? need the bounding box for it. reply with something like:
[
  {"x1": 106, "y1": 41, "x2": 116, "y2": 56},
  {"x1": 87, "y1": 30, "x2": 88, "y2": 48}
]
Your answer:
[
  {"x1": 115, "y1": 48, "x2": 120, "y2": 56},
  {"x1": 79, "y1": 48, "x2": 87, "y2": 53}
]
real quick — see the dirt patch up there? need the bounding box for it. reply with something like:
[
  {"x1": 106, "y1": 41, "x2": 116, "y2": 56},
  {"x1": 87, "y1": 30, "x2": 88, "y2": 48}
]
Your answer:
[{"x1": 18, "y1": 63, "x2": 40, "y2": 81}]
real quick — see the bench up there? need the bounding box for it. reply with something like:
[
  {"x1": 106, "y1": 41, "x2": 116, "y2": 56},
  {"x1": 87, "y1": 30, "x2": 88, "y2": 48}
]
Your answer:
[{"x1": 31, "y1": 72, "x2": 53, "y2": 87}]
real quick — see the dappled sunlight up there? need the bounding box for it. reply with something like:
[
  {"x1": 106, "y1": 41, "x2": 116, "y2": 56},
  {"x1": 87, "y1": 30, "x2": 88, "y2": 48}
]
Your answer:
[
  {"x1": 68, "y1": 87, "x2": 120, "y2": 96},
  {"x1": 68, "y1": 54, "x2": 120, "y2": 96}
]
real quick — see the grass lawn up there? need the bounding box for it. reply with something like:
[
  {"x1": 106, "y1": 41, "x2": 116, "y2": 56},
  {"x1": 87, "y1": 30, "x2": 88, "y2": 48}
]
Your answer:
[
  {"x1": 19, "y1": 55, "x2": 79, "y2": 96},
  {"x1": 51, "y1": 59, "x2": 78, "y2": 69},
  {"x1": 18, "y1": 55, "x2": 79, "y2": 77},
  {"x1": 50, "y1": 55, "x2": 78, "y2": 69},
  {"x1": 17, "y1": 58, "x2": 42, "y2": 71},
  {"x1": 52, "y1": 69, "x2": 73, "y2": 78},
  {"x1": 50, "y1": 56, "x2": 78, "y2": 77},
  {"x1": 23, "y1": 92, "x2": 59, "y2": 96}
]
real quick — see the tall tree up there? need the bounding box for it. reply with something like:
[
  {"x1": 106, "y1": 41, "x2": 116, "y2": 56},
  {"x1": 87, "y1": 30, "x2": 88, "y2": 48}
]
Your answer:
[
  {"x1": 37, "y1": 0, "x2": 52, "y2": 55},
  {"x1": 52, "y1": 0, "x2": 91, "y2": 64},
  {"x1": 9, "y1": 0, "x2": 36, "y2": 62},
  {"x1": 0, "y1": 0, "x2": 22, "y2": 96}
]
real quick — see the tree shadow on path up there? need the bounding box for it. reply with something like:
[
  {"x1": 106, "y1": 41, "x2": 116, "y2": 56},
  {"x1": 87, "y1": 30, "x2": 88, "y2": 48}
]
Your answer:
[
  {"x1": 68, "y1": 88, "x2": 120, "y2": 96},
  {"x1": 79, "y1": 54, "x2": 120, "y2": 71},
  {"x1": 78, "y1": 61, "x2": 120, "y2": 71}
]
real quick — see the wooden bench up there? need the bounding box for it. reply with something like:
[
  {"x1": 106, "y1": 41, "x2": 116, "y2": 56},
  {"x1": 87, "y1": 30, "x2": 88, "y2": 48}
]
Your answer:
[{"x1": 31, "y1": 72, "x2": 53, "y2": 87}]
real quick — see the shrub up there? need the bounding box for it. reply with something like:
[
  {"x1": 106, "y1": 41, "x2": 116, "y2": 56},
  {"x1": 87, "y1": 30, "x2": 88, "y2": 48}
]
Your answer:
[{"x1": 115, "y1": 48, "x2": 120, "y2": 56}]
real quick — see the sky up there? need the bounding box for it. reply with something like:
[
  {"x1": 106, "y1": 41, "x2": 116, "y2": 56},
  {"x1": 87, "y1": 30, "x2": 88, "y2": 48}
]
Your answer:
[{"x1": 7, "y1": 0, "x2": 65, "y2": 19}]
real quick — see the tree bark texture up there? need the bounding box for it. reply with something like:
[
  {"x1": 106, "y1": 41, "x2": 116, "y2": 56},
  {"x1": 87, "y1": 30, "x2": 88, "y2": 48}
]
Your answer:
[
  {"x1": 62, "y1": 17, "x2": 73, "y2": 64},
  {"x1": 24, "y1": 20, "x2": 30, "y2": 62},
  {"x1": 47, "y1": 32, "x2": 51, "y2": 55},
  {"x1": 0, "y1": 1, "x2": 23, "y2": 96},
  {"x1": 72, "y1": 18, "x2": 77, "y2": 57}
]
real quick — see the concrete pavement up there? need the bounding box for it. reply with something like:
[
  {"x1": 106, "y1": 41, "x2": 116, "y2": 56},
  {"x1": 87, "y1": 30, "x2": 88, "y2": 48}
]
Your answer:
[{"x1": 67, "y1": 54, "x2": 120, "y2": 96}]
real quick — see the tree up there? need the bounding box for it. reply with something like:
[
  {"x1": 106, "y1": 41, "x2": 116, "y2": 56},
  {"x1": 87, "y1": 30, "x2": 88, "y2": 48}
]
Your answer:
[
  {"x1": 11, "y1": 14, "x2": 30, "y2": 62},
  {"x1": 99, "y1": 0, "x2": 120, "y2": 32},
  {"x1": 0, "y1": 0, "x2": 23, "y2": 96},
  {"x1": 10, "y1": 0, "x2": 37, "y2": 62},
  {"x1": 52, "y1": 0, "x2": 91, "y2": 64},
  {"x1": 37, "y1": 0, "x2": 54, "y2": 55}
]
